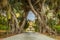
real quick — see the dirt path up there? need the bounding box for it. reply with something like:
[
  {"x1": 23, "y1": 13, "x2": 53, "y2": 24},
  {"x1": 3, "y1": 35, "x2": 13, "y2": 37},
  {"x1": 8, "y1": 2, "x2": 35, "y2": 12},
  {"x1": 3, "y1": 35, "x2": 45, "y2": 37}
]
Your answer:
[{"x1": 3, "y1": 32, "x2": 55, "y2": 40}]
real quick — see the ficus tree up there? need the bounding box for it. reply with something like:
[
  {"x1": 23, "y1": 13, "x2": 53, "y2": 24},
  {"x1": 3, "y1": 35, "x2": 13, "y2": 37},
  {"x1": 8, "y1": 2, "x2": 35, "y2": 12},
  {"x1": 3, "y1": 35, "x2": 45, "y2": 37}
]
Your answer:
[{"x1": 0, "y1": 0, "x2": 60, "y2": 35}]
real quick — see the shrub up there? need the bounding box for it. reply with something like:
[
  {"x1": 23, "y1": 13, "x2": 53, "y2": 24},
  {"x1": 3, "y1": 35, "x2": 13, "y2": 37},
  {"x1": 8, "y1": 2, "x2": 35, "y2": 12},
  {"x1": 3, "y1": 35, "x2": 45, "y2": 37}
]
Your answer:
[
  {"x1": 54, "y1": 25, "x2": 60, "y2": 34},
  {"x1": 0, "y1": 25, "x2": 9, "y2": 30}
]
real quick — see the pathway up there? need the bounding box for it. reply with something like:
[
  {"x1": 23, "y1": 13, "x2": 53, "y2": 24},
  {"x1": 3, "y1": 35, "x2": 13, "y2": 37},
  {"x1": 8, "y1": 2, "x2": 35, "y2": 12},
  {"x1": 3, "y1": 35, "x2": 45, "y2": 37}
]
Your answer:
[{"x1": 3, "y1": 32, "x2": 55, "y2": 40}]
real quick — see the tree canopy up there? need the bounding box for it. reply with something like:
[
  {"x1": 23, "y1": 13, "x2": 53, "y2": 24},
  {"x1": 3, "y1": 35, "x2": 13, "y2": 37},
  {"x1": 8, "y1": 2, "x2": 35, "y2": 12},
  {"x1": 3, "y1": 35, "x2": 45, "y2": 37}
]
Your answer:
[{"x1": 0, "y1": 0, "x2": 60, "y2": 35}]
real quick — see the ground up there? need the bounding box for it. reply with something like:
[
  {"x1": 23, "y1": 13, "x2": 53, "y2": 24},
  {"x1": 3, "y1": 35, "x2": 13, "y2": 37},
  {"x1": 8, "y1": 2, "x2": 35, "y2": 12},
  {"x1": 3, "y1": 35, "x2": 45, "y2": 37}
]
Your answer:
[
  {"x1": 0, "y1": 32, "x2": 60, "y2": 40},
  {"x1": 2, "y1": 32, "x2": 55, "y2": 40}
]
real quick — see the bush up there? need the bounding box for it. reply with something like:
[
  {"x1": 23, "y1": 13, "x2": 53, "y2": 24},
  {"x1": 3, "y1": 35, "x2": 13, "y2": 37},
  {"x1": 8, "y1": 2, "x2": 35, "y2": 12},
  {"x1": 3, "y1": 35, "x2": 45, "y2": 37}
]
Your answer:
[
  {"x1": 54, "y1": 25, "x2": 60, "y2": 34},
  {"x1": 0, "y1": 25, "x2": 9, "y2": 30},
  {"x1": 47, "y1": 19, "x2": 56, "y2": 28}
]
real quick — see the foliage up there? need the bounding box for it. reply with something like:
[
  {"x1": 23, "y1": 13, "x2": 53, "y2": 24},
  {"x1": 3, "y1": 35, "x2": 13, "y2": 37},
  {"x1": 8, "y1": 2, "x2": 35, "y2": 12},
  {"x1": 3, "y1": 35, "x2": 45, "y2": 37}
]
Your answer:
[
  {"x1": 0, "y1": 16, "x2": 7, "y2": 25},
  {"x1": 57, "y1": 13, "x2": 60, "y2": 19},
  {"x1": 0, "y1": 24, "x2": 9, "y2": 30},
  {"x1": 47, "y1": 19, "x2": 57, "y2": 28},
  {"x1": 24, "y1": 21, "x2": 29, "y2": 30},
  {"x1": 33, "y1": 26, "x2": 39, "y2": 32},
  {"x1": 54, "y1": 25, "x2": 60, "y2": 34},
  {"x1": 34, "y1": 19, "x2": 40, "y2": 32}
]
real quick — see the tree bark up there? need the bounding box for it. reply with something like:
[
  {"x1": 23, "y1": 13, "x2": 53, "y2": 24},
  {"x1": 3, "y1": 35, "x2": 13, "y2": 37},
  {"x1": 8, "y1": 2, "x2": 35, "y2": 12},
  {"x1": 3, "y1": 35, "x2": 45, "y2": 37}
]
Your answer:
[
  {"x1": 38, "y1": 2, "x2": 57, "y2": 35},
  {"x1": 6, "y1": 4, "x2": 20, "y2": 33}
]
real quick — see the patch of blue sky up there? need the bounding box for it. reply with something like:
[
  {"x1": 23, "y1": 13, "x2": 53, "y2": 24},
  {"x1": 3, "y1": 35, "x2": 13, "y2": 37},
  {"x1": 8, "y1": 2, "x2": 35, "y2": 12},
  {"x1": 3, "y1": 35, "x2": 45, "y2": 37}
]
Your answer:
[{"x1": 27, "y1": 11, "x2": 35, "y2": 21}]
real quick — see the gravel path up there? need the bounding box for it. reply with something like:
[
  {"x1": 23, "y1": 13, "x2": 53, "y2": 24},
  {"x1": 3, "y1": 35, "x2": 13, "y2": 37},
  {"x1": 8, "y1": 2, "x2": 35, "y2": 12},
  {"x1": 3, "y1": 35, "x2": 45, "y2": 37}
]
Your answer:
[{"x1": 3, "y1": 32, "x2": 55, "y2": 40}]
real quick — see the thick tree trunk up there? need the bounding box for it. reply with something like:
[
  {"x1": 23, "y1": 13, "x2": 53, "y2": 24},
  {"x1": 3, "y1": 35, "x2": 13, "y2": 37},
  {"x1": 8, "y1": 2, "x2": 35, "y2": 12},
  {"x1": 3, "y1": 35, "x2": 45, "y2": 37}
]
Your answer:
[
  {"x1": 11, "y1": 12, "x2": 20, "y2": 33},
  {"x1": 6, "y1": 4, "x2": 20, "y2": 33},
  {"x1": 38, "y1": 2, "x2": 57, "y2": 35}
]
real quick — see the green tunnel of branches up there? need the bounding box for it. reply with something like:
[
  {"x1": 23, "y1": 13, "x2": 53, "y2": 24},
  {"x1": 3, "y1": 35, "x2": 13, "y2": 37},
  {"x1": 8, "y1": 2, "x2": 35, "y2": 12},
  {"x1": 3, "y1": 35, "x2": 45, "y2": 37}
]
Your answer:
[{"x1": 0, "y1": 0, "x2": 60, "y2": 35}]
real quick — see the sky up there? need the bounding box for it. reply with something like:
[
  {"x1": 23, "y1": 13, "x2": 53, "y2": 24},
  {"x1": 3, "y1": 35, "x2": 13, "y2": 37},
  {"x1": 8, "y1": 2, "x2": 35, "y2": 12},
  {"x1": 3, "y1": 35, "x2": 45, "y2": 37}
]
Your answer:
[{"x1": 27, "y1": 11, "x2": 35, "y2": 21}]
